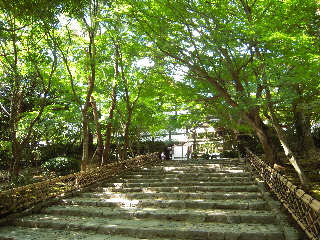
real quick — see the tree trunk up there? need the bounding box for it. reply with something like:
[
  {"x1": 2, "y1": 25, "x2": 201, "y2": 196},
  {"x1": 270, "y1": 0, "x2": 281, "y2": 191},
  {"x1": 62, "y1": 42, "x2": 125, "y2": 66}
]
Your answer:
[
  {"x1": 9, "y1": 91, "x2": 21, "y2": 180},
  {"x1": 294, "y1": 109, "x2": 315, "y2": 158},
  {"x1": 102, "y1": 91, "x2": 116, "y2": 164},
  {"x1": 102, "y1": 42, "x2": 119, "y2": 165},
  {"x1": 81, "y1": 14, "x2": 97, "y2": 169},
  {"x1": 121, "y1": 109, "x2": 132, "y2": 160},
  {"x1": 81, "y1": 114, "x2": 90, "y2": 170},
  {"x1": 266, "y1": 89, "x2": 309, "y2": 188},
  {"x1": 10, "y1": 129, "x2": 22, "y2": 181},
  {"x1": 90, "y1": 96, "x2": 103, "y2": 164},
  {"x1": 254, "y1": 125, "x2": 279, "y2": 166}
]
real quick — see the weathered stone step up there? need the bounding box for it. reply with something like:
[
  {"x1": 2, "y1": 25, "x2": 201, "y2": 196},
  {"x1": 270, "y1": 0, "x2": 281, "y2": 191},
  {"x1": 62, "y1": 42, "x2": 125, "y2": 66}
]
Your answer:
[
  {"x1": 40, "y1": 205, "x2": 277, "y2": 224},
  {"x1": 105, "y1": 176, "x2": 255, "y2": 184},
  {"x1": 81, "y1": 190, "x2": 262, "y2": 201},
  {"x1": 130, "y1": 171, "x2": 251, "y2": 176},
  {"x1": 0, "y1": 225, "x2": 167, "y2": 240},
  {"x1": 149, "y1": 163, "x2": 248, "y2": 169},
  {"x1": 130, "y1": 160, "x2": 247, "y2": 167},
  {"x1": 108, "y1": 176, "x2": 255, "y2": 184},
  {"x1": 141, "y1": 163, "x2": 248, "y2": 168},
  {"x1": 11, "y1": 214, "x2": 285, "y2": 240},
  {"x1": 0, "y1": 157, "x2": 298, "y2": 240},
  {"x1": 88, "y1": 185, "x2": 259, "y2": 194},
  {"x1": 152, "y1": 159, "x2": 245, "y2": 164},
  {"x1": 60, "y1": 197, "x2": 269, "y2": 210},
  {"x1": 100, "y1": 180, "x2": 257, "y2": 188},
  {"x1": 132, "y1": 165, "x2": 249, "y2": 173},
  {"x1": 121, "y1": 172, "x2": 253, "y2": 178}
]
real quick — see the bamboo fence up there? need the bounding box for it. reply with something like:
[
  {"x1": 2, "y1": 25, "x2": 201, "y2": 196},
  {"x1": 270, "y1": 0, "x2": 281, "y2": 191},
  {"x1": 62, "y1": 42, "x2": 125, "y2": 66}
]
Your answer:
[
  {"x1": 246, "y1": 148, "x2": 320, "y2": 240},
  {"x1": 0, "y1": 153, "x2": 158, "y2": 216}
]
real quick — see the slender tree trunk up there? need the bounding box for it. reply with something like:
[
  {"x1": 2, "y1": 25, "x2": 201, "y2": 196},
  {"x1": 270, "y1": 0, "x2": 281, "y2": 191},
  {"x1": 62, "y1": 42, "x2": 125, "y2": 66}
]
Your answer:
[
  {"x1": 137, "y1": 128, "x2": 141, "y2": 156},
  {"x1": 9, "y1": 91, "x2": 21, "y2": 180},
  {"x1": 81, "y1": 7, "x2": 98, "y2": 169},
  {"x1": 102, "y1": 42, "x2": 119, "y2": 165},
  {"x1": 10, "y1": 125, "x2": 22, "y2": 180},
  {"x1": 9, "y1": 32, "x2": 23, "y2": 180},
  {"x1": 121, "y1": 109, "x2": 132, "y2": 160},
  {"x1": 266, "y1": 89, "x2": 309, "y2": 188},
  {"x1": 102, "y1": 98, "x2": 115, "y2": 164},
  {"x1": 81, "y1": 115, "x2": 90, "y2": 170},
  {"x1": 102, "y1": 93, "x2": 116, "y2": 164},
  {"x1": 91, "y1": 96, "x2": 103, "y2": 164},
  {"x1": 81, "y1": 75, "x2": 95, "y2": 170}
]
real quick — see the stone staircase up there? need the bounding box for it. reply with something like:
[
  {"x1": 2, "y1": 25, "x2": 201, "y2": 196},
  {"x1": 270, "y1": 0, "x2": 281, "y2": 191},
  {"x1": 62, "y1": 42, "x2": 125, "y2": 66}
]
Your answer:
[{"x1": 0, "y1": 158, "x2": 298, "y2": 240}]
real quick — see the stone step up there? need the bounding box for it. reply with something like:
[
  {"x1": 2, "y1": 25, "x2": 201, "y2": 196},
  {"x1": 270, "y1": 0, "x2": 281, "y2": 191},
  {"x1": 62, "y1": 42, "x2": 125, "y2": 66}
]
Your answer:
[
  {"x1": 0, "y1": 157, "x2": 298, "y2": 240},
  {"x1": 11, "y1": 214, "x2": 285, "y2": 240},
  {"x1": 40, "y1": 205, "x2": 277, "y2": 224},
  {"x1": 149, "y1": 163, "x2": 248, "y2": 169},
  {"x1": 100, "y1": 180, "x2": 257, "y2": 188},
  {"x1": 106, "y1": 176, "x2": 255, "y2": 183},
  {"x1": 120, "y1": 172, "x2": 253, "y2": 178},
  {"x1": 59, "y1": 197, "x2": 269, "y2": 210},
  {"x1": 141, "y1": 162, "x2": 248, "y2": 168},
  {"x1": 131, "y1": 166, "x2": 250, "y2": 173},
  {"x1": 139, "y1": 163, "x2": 248, "y2": 168},
  {"x1": 87, "y1": 185, "x2": 259, "y2": 194},
  {"x1": 0, "y1": 226, "x2": 165, "y2": 240},
  {"x1": 130, "y1": 171, "x2": 251, "y2": 176},
  {"x1": 152, "y1": 159, "x2": 245, "y2": 164},
  {"x1": 81, "y1": 191, "x2": 263, "y2": 201}
]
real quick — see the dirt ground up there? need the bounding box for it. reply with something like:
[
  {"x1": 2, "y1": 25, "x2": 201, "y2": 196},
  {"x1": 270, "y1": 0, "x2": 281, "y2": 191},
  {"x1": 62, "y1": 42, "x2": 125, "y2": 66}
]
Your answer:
[{"x1": 270, "y1": 154, "x2": 320, "y2": 200}]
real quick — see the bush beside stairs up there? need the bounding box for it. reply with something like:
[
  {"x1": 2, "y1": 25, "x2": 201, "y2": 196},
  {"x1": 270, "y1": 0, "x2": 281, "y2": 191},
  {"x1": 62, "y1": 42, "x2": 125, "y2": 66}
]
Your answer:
[{"x1": 0, "y1": 157, "x2": 299, "y2": 240}]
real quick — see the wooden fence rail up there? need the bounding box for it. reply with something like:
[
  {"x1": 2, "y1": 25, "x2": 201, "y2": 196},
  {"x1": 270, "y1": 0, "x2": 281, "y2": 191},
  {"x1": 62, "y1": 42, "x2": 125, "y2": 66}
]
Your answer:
[
  {"x1": 0, "y1": 153, "x2": 158, "y2": 216},
  {"x1": 246, "y1": 148, "x2": 320, "y2": 240}
]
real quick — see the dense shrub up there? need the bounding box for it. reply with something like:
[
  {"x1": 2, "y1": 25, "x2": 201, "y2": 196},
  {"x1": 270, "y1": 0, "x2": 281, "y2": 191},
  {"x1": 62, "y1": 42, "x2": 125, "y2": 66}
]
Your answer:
[
  {"x1": 36, "y1": 143, "x2": 80, "y2": 163},
  {"x1": 41, "y1": 157, "x2": 81, "y2": 176},
  {"x1": 10, "y1": 166, "x2": 36, "y2": 188},
  {"x1": 201, "y1": 153, "x2": 210, "y2": 159},
  {"x1": 0, "y1": 141, "x2": 11, "y2": 168},
  {"x1": 221, "y1": 150, "x2": 238, "y2": 158},
  {"x1": 312, "y1": 127, "x2": 320, "y2": 148}
]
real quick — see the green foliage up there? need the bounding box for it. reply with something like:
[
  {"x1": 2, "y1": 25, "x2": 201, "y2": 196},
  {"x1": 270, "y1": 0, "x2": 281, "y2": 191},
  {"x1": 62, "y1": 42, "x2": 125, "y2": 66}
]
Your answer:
[
  {"x1": 0, "y1": 141, "x2": 11, "y2": 167},
  {"x1": 41, "y1": 157, "x2": 81, "y2": 176},
  {"x1": 36, "y1": 143, "x2": 80, "y2": 162},
  {"x1": 10, "y1": 166, "x2": 36, "y2": 188},
  {"x1": 221, "y1": 150, "x2": 238, "y2": 159},
  {"x1": 201, "y1": 153, "x2": 210, "y2": 160},
  {"x1": 0, "y1": 0, "x2": 319, "y2": 179},
  {"x1": 132, "y1": 141, "x2": 167, "y2": 155}
]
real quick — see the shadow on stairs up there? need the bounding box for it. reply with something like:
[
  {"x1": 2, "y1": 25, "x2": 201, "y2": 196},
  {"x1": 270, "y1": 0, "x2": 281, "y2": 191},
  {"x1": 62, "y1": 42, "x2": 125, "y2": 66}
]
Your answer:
[{"x1": 0, "y1": 158, "x2": 303, "y2": 240}]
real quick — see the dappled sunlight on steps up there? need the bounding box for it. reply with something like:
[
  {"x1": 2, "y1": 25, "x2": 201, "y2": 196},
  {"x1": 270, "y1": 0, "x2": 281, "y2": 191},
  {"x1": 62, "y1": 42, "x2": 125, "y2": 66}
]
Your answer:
[{"x1": 0, "y1": 158, "x2": 300, "y2": 240}]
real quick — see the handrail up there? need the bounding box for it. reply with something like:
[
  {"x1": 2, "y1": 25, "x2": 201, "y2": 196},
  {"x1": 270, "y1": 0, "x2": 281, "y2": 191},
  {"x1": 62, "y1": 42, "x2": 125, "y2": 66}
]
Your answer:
[
  {"x1": 245, "y1": 148, "x2": 320, "y2": 240},
  {"x1": 0, "y1": 152, "x2": 159, "y2": 216}
]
